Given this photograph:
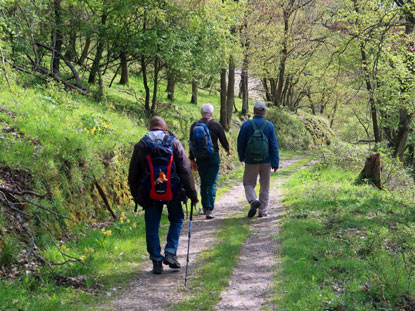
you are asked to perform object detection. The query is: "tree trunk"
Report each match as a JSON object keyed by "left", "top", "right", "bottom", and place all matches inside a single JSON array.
[
  {"left": 51, "top": 0, "right": 63, "bottom": 74},
  {"left": 360, "top": 45, "right": 381, "bottom": 143},
  {"left": 394, "top": 109, "right": 411, "bottom": 161},
  {"left": 357, "top": 153, "right": 384, "bottom": 190},
  {"left": 150, "top": 57, "right": 160, "bottom": 113},
  {"left": 275, "top": 10, "right": 289, "bottom": 107},
  {"left": 392, "top": 8, "right": 415, "bottom": 161},
  {"left": 166, "top": 70, "right": 175, "bottom": 101},
  {"left": 241, "top": 55, "right": 249, "bottom": 115},
  {"left": 119, "top": 51, "right": 129, "bottom": 85},
  {"left": 88, "top": 13, "right": 107, "bottom": 84},
  {"left": 262, "top": 78, "right": 272, "bottom": 102},
  {"left": 78, "top": 35, "right": 91, "bottom": 66},
  {"left": 190, "top": 79, "right": 198, "bottom": 105},
  {"left": 141, "top": 55, "right": 150, "bottom": 112},
  {"left": 220, "top": 68, "right": 228, "bottom": 130},
  {"left": 226, "top": 57, "right": 235, "bottom": 127}
]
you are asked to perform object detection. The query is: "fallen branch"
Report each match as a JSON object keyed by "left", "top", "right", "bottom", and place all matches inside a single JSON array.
[{"left": 94, "top": 179, "right": 117, "bottom": 220}]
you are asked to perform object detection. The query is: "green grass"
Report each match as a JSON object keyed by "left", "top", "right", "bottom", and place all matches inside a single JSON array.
[
  {"left": 0, "top": 208, "right": 170, "bottom": 311},
  {"left": 273, "top": 165, "right": 415, "bottom": 311},
  {"left": 170, "top": 212, "right": 251, "bottom": 311}
]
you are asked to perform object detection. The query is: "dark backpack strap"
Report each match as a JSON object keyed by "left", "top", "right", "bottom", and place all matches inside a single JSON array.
[
  {"left": 249, "top": 119, "right": 258, "bottom": 131},
  {"left": 259, "top": 120, "right": 268, "bottom": 131}
]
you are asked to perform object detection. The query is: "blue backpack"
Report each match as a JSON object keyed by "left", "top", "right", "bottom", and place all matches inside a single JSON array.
[
  {"left": 142, "top": 131, "right": 180, "bottom": 202},
  {"left": 190, "top": 121, "right": 214, "bottom": 160}
]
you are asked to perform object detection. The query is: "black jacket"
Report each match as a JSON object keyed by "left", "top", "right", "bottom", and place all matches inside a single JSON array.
[{"left": 128, "top": 129, "right": 197, "bottom": 207}]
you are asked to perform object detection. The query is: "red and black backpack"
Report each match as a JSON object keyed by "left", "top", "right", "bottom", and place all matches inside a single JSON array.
[{"left": 142, "top": 131, "right": 180, "bottom": 202}]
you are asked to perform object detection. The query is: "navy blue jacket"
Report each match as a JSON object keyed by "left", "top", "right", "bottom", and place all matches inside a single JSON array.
[{"left": 237, "top": 116, "right": 279, "bottom": 169}]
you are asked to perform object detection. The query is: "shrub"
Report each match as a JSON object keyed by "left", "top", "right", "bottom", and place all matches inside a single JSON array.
[{"left": 267, "top": 108, "right": 333, "bottom": 150}]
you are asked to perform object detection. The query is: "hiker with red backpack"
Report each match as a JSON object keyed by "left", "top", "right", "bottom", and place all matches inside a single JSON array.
[
  {"left": 237, "top": 101, "right": 279, "bottom": 218},
  {"left": 128, "top": 116, "right": 198, "bottom": 274},
  {"left": 189, "top": 103, "right": 230, "bottom": 219}
]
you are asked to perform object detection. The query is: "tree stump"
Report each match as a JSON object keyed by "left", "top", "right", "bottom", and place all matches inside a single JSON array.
[{"left": 357, "top": 153, "right": 384, "bottom": 190}]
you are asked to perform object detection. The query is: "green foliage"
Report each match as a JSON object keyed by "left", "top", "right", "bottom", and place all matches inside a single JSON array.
[
  {"left": 274, "top": 166, "right": 415, "bottom": 310},
  {"left": 267, "top": 108, "right": 333, "bottom": 150}
]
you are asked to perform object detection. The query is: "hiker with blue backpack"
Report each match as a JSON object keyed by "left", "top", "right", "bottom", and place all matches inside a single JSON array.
[
  {"left": 128, "top": 116, "right": 198, "bottom": 274},
  {"left": 189, "top": 103, "right": 230, "bottom": 219},
  {"left": 237, "top": 101, "right": 279, "bottom": 218}
]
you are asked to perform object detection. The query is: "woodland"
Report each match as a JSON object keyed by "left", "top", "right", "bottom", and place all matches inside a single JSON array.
[{"left": 1, "top": 0, "right": 415, "bottom": 310}]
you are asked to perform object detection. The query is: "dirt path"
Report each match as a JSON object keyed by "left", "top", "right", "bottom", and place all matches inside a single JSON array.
[
  {"left": 215, "top": 156, "right": 309, "bottom": 311},
  {"left": 100, "top": 156, "right": 305, "bottom": 311}
]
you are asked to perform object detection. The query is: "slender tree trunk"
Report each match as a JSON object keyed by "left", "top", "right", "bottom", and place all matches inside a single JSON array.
[
  {"left": 241, "top": 54, "right": 249, "bottom": 115},
  {"left": 141, "top": 55, "right": 150, "bottom": 112},
  {"left": 226, "top": 57, "right": 235, "bottom": 127},
  {"left": 190, "top": 79, "right": 198, "bottom": 105},
  {"left": 51, "top": 0, "right": 63, "bottom": 74},
  {"left": 78, "top": 35, "right": 91, "bottom": 66},
  {"left": 88, "top": 13, "right": 107, "bottom": 84},
  {"left": 275, "top": 11, "right": 289, "bottom": 107},
  {"left": 393, "top": 11, "right": 415, "bottom": 161},
  {"left": 360, "top": 45, "right": 381, "bottom": 143},
  {"left": 166, "top": 70, "right": 175, "bottom": 101},
  {"left": 151, "top": 57, "right": 160, "bottom": 113},
  {"left": 270, "top": 78, "right": 278, "bottom": 106},
  {"left": 220, "top": 68, "right": 228, "bottom": 130},
  {"left": 262, "top": 78, "right": 272, "bottom": 102},
  {"left": 119, "top": 51, "right": 129, "bottom": 85},
  {"left": 65, "top": 6, "right": 77, "bottom": 62}
]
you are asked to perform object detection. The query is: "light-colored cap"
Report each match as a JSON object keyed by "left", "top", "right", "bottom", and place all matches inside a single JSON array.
[{"left": 254, "top": 101, "right": 267, "bottom": 113}]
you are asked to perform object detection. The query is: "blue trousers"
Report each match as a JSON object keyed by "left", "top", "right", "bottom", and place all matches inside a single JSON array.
[
  {"left": 196, "top": 153, "right": 220, "bottom": 211},
  {"left": 144, "top": 200, "right": 184, "bottom": 262}
]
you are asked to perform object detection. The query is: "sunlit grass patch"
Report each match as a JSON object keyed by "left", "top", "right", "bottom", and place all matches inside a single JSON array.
[{"left": 273, "top": 166, "right": 415, "bottom": 311}]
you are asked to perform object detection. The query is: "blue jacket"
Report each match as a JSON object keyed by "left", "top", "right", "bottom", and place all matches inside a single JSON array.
[{"left": 237, "top": 116, "right": 279, "bottom": 169}]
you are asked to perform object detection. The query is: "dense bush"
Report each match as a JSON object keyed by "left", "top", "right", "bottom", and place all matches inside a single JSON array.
[{"left": 267, "top": 108, "right": 333, "bottom": 150}]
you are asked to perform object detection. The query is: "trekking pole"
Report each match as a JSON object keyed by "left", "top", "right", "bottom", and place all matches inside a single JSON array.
[{"left": 184, "top": 202, "right": 194, "bottom": 287}]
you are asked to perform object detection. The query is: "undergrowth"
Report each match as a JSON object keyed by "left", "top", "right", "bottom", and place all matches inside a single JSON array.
[{"left": 274, "top": 165, "right": 415, "bottom": 310}]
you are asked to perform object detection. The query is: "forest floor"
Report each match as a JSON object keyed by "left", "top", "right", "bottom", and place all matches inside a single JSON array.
[{"left": 98, "top": 155, "right": 313, "bottom": 311}]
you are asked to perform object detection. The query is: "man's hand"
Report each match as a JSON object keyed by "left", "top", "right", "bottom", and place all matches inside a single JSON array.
[
  {"left": 272, "top": 168, "right": 278, "bottom": 173},
  {"left": 191, "top": 160, "right": 198, "bottom": 171},
  {"left": 226, "top": 150, "right": 231, "bottom": 156}
]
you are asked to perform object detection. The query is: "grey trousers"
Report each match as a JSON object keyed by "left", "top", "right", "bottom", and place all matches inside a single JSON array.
[{"left": 243, "top": 163, "right": 271, "bottom": 213}]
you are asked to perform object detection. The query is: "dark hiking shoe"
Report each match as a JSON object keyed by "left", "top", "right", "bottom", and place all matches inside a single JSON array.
[
  {"left": 152, "top": 260, "right": 163, "bottom": 274},
  {"left": 163, "top": 252, "right": 181, "bottom": 269},
  {"left": 258, "top": 211, "right": 268, "bottom": 218},
  {"left": 205, "top": 210, "right": 214, "bottom": 219},
  {"left": 248, "top": 200, "right": 261, "bottom": 218}
]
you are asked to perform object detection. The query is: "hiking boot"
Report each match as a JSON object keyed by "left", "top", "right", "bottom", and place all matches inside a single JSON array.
[
  {"left": 258, "top": 211, "right": 268, "bottom": 218},
  {"left": 152, "top": 260, "right": 163, "bottom": 274},
  {"left": 248, "top": 200, "right": 261, "bottom": 218},
  {"left": 202, "top": 208, "right": 207, "bottom": 215},
  {"left": 205, "top": 209, "right": 214, "bottom": 219},
  {"left": 163, "top": 252, "right": 181, "bottom": 269}
]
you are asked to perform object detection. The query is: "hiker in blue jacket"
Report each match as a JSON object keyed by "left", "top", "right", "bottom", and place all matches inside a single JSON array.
[
  {"left": 189, "top": 103, "right": 230, "bottom": 219},
  {"left": 237, "top": 101, "right": 279, "bottom": 217}
]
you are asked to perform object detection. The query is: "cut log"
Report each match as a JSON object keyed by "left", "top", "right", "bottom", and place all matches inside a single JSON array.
[{"left": 357, "top": 153, "right": 384, "bottom": 190}]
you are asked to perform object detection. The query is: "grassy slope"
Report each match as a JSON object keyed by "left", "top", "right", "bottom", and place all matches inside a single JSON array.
[{"left": 273, "top": 165, "right": 415, "bottom": 311}]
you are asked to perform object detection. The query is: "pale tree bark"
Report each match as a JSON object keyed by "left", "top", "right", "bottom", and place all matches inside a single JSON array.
[
  {"left": 226, "top": 57, "right": 235, "bottom": 128},
  {"left": 220, "top": 69, "right": 228, "bottom": 130}
]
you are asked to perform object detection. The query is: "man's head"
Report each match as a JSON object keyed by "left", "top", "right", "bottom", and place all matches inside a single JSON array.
[
  {"left": 200, "top": 103, "right": 214, "bottom": 118},
  {"left": 149, "top": 116, "right": 167, "bottom": 130},
  {"left": 253, "top": 101, "right": 267, "bottom": 116}
]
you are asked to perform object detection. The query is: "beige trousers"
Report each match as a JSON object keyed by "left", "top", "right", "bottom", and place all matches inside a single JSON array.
[{"left": 242, "top": 163, "right": 271, "bottom": 213}]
